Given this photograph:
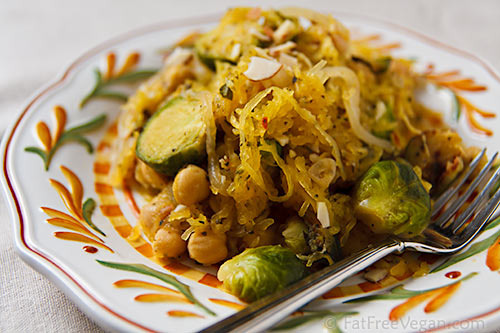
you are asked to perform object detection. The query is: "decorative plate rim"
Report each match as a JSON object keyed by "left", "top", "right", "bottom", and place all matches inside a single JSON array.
[{"left": 2, "top": 9, "right": 500, "bottom": 332}]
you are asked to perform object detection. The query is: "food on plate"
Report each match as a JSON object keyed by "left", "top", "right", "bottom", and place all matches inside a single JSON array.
[
  {"left": 353, "top": 160, "right": 431, "bottom": 237},
  {"left": 217, "top": 245, "right": 307, "bottom": 302},
  {"left": 108, "top": 7, "right": 481, "bottom": 301}
]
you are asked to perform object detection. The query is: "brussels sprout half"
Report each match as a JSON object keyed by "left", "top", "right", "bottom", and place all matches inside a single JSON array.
[
  {"left": 282, "top": 217, "right": 309, "bottom": 254},
  {"left": 217, "top": 245, "right": 307, "bottom": 302},
  {"left": 354, "top": 160, "right": 431, "bottom": 238}
]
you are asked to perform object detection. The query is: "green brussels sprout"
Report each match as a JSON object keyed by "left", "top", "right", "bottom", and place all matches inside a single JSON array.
[
  {"left": 217, "top": 245, "right": 307, "bottom": 302},
  {"left": 282, "top": 217, "right": 309, "bottom": 254},
  {"left": 353, "top": 160, "right": 431, "bottom": 238}
]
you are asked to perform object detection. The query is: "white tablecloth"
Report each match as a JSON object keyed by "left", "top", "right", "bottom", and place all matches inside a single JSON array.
[{"left": 1, "top": 0, "right": 499, "bottom": 331}]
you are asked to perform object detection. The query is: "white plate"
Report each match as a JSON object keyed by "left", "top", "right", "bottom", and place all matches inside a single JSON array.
[{"left": 2, "top": 11, "right": 500, "bottom": 333}]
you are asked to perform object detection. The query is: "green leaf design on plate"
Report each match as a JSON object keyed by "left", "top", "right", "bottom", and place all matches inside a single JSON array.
[
  {"left": 80, "top": 68, "right": 157, "bottom": 108},
  {"left": 24, "top": 147, "right": 48, "bottom": 166},
  {"left": 431, "top": 228, "right": 500, "bottom": 273},
  {"left": 96, "top": 260, "right": 216, "bottom": 316},
  {"left": 345, "top": 272, "right": 477, "bottom": 303},
  {"left": 82, "top": 198, "right": 106, "bottom": 236},
  {"left": 25, "top": 113, "right": 107, "bottom": 170},
  {"left": 485, "top": 216, "right": 500, "bottom": 231},
  {"left": 271, "top": 311, "right": 358, "bottom": 332}
]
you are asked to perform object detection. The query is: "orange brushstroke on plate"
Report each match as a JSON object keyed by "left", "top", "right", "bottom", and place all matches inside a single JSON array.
[
  {"left": 54, "top": 232, "right": 113, "bottom": 252},
  {"left": 135, "top": 293, "right": 191, "bottom": 304},
  {"left": 36, "top": 121, "right": 52, "bottom": 151},
  {"left": 463, "top": 104, "right": 494, "bottom": 136},
  {"left": 358, "top": 281, "right": 383, "bottom": 293},
  {"left": 97, "top": 142, "right": 111, "bottom": 152},
  {"left": 115, "top": 225, "right": 132, "bottom": 238},
  {"left": 390, "top": 281, "right": 463, "bottom": 321},
  {"left": 52, "top": 105, "right": 66, "bottom": 144},
  {"left": 105, "top": 52, "right": 116, "bottom": 79},
  {"left": 198, "top": 273, "right": 222, "bottom": 288},
  {"left": 323, "top": 271, "right": 410, "bottom": 299},
  {"left": 425, "top": 67, "right": 494, "bottom": 135},
  {"left": 389, "top": 289, "right": 441, "bottom": 321},
  {"left": 117, "top": 52, "right": 140, "bottom": 76},
  {"left": 134, "top": 243, "right": 154, "bottom": 257},
  {"left": 164, "top": 262, "right": 191, "bottom": 275},
  {"left": 46, "top": 217, "right": 102, "bottom": 241},
  {"left": 108, "top": 122, "right": 118, "bottom": 135},
  {"left": 95, "top": 182, "right": 114, "bottom": 195},
  {"left": 426, "top": 70, "right": 460, "bottom": 80},
  {"left": 93, "top": 162, "right": 111, "bottom": 174},
  {"left": 41, "top": 206, "right": 81, "bottom": 225},
  {"left": 100, "top": 204, "right": 123, "bottom": 217},
  {"left": 374, "top": 42, "right": 401, "bottom": 51},
  {"left": 486, "top": 235, "right": 500, "bottom": 271},
  {"left": 122, "top": 181, "right": 141, "bottom": 218},
  {"left": 114, "top": 279, "right": 180, "bottom": 294},
  {"left": 49, "top": 179, "right": 82, "bottom": 220},
  {"left": 60, "top": 165, "right": 83, "bottom": 213},
  {"left": 352, "top": 34, "right": 381, "bottom": 43},
  {"left": 424, "top": 282, "right": 461, "bottom": 313},
  {"left": 167, "top": 310, "right": 204, "bottom": 318},
  {"left": 209, "top": 298, "right": 245, "bottom": 310}
]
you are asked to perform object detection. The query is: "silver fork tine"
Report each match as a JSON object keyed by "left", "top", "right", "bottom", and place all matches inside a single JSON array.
[
  {"left": 431, "top": 148, "right": 486, "bottom": 217},
  {"left": 435, "top": 151, "right": 499, "bottom": 228},
  {"left": 450, "top": 162, "right": 500, "bottom": 234},
  {"left": 459, "top": 179, "right": 500, "bottom": 241}
]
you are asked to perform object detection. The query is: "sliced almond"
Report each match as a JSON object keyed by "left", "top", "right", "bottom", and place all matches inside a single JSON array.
[
  {"left": 250, "top": 27, "right": 271, "bottom": 42},
  {"left": 364, "top": 268, "right": 389, "bottom": 283},
  {"left": 316, "top": 201, "right": 330, "bottom": 228},
  {"left": 269, "top": 65, "right": 294, "bottom": 87},
  {"left": 273, "top": 20, "right": 296, "bottom": 44},
  {"left": 279, "top": 53, "right": 299, "bottom": 68},
  {"left": 269, "top": 41, "right": 297, "bottom": 56},
  {"left": 165, "top": 47, "right": 192, "bottom": 67},
  {"left": 243, "top": 56, "right": 283, "bottom": 81},
  {"left": 229, "top": 43, "right": 241, "bottom": 61}
]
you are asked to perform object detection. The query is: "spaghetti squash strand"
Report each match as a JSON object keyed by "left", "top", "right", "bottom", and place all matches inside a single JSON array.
[
  {"left": 322, "top": 66, "right": 393, "bottom": 150},
  {"left": 202, "top": 92, "right": 228, "bottom": 195}
]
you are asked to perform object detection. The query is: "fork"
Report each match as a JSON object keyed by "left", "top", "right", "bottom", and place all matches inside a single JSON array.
[{"left": 201, "top": 148, "right": 500, "bottom": 333}]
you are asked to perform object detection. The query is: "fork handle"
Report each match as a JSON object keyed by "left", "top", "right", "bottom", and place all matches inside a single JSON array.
[{"left": 201, "top": 238, "right": 404, "bottom": 333}]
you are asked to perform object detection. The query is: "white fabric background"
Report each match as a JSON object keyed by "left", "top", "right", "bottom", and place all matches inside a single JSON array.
[{"left": 1, "top": 0, "right": 499, "bottom": 332}]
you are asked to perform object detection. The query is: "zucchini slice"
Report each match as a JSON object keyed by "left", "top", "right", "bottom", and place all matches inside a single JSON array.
[{"left": 136, "top": 97, "right": 206, "bottom": 176}]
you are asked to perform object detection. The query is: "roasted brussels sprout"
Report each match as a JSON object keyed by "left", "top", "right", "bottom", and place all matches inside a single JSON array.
[
  {"left": 217, "top": 245, "right": 307, "bottom": 302},
  {"left": 404, "top": 129, "right": 470, "bottom": 194},
  {"left": 282, "top": 217, "right": 308, "bottom": 254},
  {"left": 353, "top": 160, "right": 431, "bottom": 238}
]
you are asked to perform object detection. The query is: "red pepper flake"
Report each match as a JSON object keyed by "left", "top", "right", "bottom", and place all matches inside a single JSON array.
[{"left": 262, "top": 117, "right": 268, "bottom": 130}]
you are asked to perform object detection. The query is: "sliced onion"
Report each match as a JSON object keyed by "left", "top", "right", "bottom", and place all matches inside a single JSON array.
[
  {"left": 201, "top": 92, "right": 227, "bottom": 194},
  {"left": 322, "top": 66, "right": 393, "bottom": 150}
]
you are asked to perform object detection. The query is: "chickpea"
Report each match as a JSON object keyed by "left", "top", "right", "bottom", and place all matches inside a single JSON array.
[
  {"left": 188, "top": 229, "right": 227, "bottom": 265},
  {"left": 173, "top": 165, "right": 210, "bottom": 205},
  {"left": 153, "top": 226, "right": 187, "bottom": 259}
]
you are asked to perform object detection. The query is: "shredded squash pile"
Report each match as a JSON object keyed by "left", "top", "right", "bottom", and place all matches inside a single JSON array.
[{"left": 108, "top": 7, "right": 478, "bottom": 273}]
